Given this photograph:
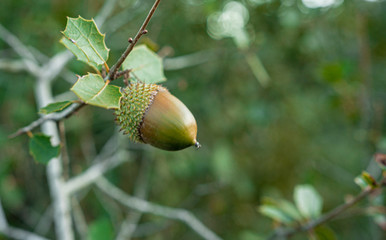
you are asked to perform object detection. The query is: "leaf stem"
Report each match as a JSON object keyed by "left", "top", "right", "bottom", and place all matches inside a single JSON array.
[{"left": 108, "top": 0, "right": 161, "bottom": 81}]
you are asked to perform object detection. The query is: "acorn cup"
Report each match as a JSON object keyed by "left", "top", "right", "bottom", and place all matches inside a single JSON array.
[{"left": 115, "top": 82, "right": 200, "bottom": 151}]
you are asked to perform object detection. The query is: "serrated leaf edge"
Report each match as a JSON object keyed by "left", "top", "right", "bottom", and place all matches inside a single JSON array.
[{"left": 61, "top": 16, "right": 110, "bottom": 66}]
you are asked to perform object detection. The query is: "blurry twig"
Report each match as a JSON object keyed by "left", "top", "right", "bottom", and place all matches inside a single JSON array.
[
  {"left": 0, "top": 24, "right": 40, "bottom": 75},
  {"left": 0, "top": 198, "right": 49, "bottom": 240},
  {"left": 163, "top": 50, "right": 216, "bottom": 71},
  {"left": 244, "top": 52, "right": 270, "bottom": 87},
  {"left": 8, "top": 102, "right": 85, "bottom": 139},
  {"left": 0, "top": 58, "right": 27, "bottom": 72},
  {"left": 116, "top": 157, "right": 151, "bottom": 240},
  {"left": 96, "top": 177, "right": 223, "bottom": 240},
  {"left": 65, "top": 152, "right": 128, "bottom": 195},
  {"left": 71, "top": 198, "right": 88, "bottom": 240},
  {"left": 94, "top": 0, "right": 119, "bottom": 26},
  {"left": 267, "top": 176, "right": 386, "bottom": 240},
  {"left": 108, "top": 0, "right": 162, "bottom": 80}
]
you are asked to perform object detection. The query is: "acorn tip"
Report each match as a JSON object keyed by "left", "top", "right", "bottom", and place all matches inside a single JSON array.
[{"left": 194, "top": 141, "right": 201, "bottom": 150}]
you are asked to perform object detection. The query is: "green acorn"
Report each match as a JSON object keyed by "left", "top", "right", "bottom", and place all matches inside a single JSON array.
[{"left": 115, "top": 82, "right": 200, "bottom": 151}]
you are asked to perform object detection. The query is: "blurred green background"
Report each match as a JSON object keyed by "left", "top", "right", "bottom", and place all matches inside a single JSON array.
[{"left": 0, "top": 0, "right": 385, "bottom": 239}]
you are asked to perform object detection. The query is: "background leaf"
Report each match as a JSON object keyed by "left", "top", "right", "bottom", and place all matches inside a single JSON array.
[
  {"left": 29, "top": 133, "right": 60, "bottom": 164},
  {"left": 71, "top": 73, "right": 121, "bottom": 109},
  {"left": 87, "top": 217, "right": 113, "bottom": 240},
  {"left": 61, "top": 16, "right": 109, "bottom": 69},
  {"left": 39, "top": 101, "right": 74, "bottom": 114},
  {"left": 294, "top": 185, "right": 323, "bottom": 219},
  {"left": 122, "top": 45, "right": 166, "bottom": 84},
  {"left": 258, "top": 205, "right": 294, "bottom": 224},
  {"left": 259, "top": 197, "right": 303, "bottom": 225}
]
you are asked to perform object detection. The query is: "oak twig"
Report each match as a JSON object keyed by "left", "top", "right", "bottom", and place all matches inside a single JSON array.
[
  {"left": 8, "top": 102, "right": 85, "bottom": 139},
  {"left": 268, "top": 176, "right": 386, "bottom": 240},
  {"left": 108, "top": 0, "right": 161, "bottom": 81}
]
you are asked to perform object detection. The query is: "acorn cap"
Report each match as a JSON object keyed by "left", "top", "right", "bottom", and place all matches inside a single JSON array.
[{"left": 115, "top": 82, "right": 199, "bottom": 151}]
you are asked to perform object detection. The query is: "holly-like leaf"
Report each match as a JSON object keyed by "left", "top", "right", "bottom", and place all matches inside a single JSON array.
[
  {"left": 39, "top": 101, "right": 74, "bottom": 114},
  {"left": 29, "top": 133, "right": 60, "bottom": 164},
  {"left": 122, "top": 45, "right": 166, "bottom": 84},
  {"left": 294, "top": 184, "right": 323, "bottom": 219},
  {"left": 61, "top": 16, "right": 109, "bottom": 70},
  {"left": 71, "top": 73, "right": 121, "bottom": 109},
  {"left": 60, "top": 37, "right": 99, "bottom": 70}
]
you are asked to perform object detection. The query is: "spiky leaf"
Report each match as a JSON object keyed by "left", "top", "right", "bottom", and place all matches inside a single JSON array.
[
  {"left": 122, "top": 45, "right": 166, "bottom": 84},
  {"left": 39, "top": 101, "right": 74, "bottom": 114},
  {"left": 71, "top": 73, "right": 121, "bottom": 109},
  {"left": 61, "top": 16, "right": 109, "bottom": 70},
  {"left": 29, "top": 133, "right": 60, "bottom": 164}
]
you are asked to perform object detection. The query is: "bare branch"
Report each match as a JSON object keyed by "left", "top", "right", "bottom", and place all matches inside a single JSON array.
[
  {"left": 94, "top": 0, "right": 119, "bottom": 27},
  {"left": 108, "top": 0, "right": 162, "bottom": 81},
  {"left": 0, "top": 24, "right": 40, "bottom": 76},
  {"left": 163, "top": 50, "right": 216, "bottom": 71},
  {"left": 116, "top": 157, "right": 151, "bottom": 240},
  {"left": 0, "top": 58, "right": 27, "bottom": 72},
  {"left": 96, "top": 177, "right": 222, "bottom": 240},
  {"left": 71, "top": 198, "right": 88, "bottom": 240},
  {"left": 35, "top": 64, "right": 74, "bottom": 240},
  {"left": 0, "top": 199, "right": 50, "bottom": 240},
  {"left": 65, "top": 153, "right": 129, "bottom": 195},
  {"left": 9, "top": 102, "right": 85, "bottom": 138}
]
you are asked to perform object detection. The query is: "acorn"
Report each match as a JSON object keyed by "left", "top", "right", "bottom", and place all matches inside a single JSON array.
[{"left": 115, "top": 82, "right": 200, "bottom": 151}]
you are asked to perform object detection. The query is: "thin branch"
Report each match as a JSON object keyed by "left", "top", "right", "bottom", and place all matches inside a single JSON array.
[
  {"left": 9, "top": 102, "right": 85, "bottom": 138},
  {"left": 108, "top": 0, "right": 161, "bottom": 81},
  {"left": 96, "top": 177, "right": 222, "bottom": 240},
  {"left": 94, "top": 0, "right": 119, "bottom": 27},
  {"left": 71, "top": 198, "right": 88, "bottom": 240},
  {"left": 65, "top": 151, "right": 128, "bottom": 195},
  {"left": 0, "top": 24, "right": 40, "bottom": 76},
  {"left": 116, "top": 157, "right": 151, "bottom": 240},
  {"left": 268, "top": 177, "right": 386, "bottom": 240},
  {"left": 0, "top": 199, "right": 50, "bottom": 240}
]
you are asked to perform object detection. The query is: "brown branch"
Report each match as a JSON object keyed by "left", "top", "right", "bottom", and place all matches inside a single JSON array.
[
  {"left": 268, "top": 177, "right": 386, "bottom": 240},
  {"left": 108, "top": 0, "right": 161, "bottom": 81},
  {"left": 9, "top": 102, "right": 85, "bottom": 138}
]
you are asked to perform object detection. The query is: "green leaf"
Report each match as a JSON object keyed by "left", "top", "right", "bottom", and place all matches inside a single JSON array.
[
  {"left": 122, "top": 45, "right": 166, "bottom": 84},
  {"left": 294, "top": 184, "right": 323, "bottom": 219},
  {"left": 313, "top": 225, "right": 337, "bottom": 240},
  {"left": 259, "top": 197, "right": 302, "bottom": 225},
  {"left": 29, "top": 133, "right": 60, "bottom": 164},
  {"left": 71, "top": 73, "right": 121, "bottom": 109},
  {"left": 61, "top": 16, "right": 109, "bottom": 70},
  {"left": 60, "top": 37, "right": 99, "bottom": 70},
  {"left": 258, "top": 205, "right": 294, "bottom": 224},
  {"left": 87, "top": 218, "right": 113, "bottom": 240},
  {"left": 39, "top": 101, "right": 74, "bottom": 114}
]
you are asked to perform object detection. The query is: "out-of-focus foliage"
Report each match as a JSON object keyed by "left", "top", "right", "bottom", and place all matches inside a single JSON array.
[{"left": 0, "top": 0, "right": 385, "bottom": 239}]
